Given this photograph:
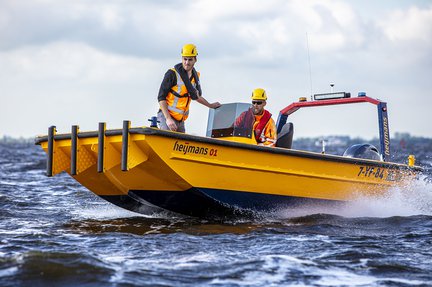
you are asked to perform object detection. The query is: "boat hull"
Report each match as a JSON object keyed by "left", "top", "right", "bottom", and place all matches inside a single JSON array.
[
  {"left": 125, "top": 187, "right": 342, "bottom": 218},
  {"left": 36, "top": 127, "right": 420, "bottom": 218}
]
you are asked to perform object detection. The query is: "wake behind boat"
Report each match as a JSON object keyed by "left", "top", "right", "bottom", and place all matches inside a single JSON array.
[{"left": 35, "top": 93, "right": 422, "bottom": 218}]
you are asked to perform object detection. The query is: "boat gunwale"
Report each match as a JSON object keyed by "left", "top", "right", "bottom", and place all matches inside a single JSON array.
[{"left": 34, "top": 127, "right": 422, "bottom": 171}]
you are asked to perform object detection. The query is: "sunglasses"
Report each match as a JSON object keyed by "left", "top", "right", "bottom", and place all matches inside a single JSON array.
[{"left": 252, "top": 101, "right": 264, "bottom": 105}]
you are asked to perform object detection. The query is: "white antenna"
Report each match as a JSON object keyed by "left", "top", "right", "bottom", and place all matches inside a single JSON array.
[
  {"left": 330, "top": 83, "right": 334, "bottom": 92},
  {"left": 306, "top": 33, "right": 313, "bottom": 100}
]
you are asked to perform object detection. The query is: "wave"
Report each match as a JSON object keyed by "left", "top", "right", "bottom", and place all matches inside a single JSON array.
[{"left": 275, "top": 176, "right": 432, "bottom": 219}]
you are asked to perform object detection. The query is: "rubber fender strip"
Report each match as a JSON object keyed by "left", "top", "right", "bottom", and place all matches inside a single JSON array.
[
  {"left": 71, "top": 125, "right": 79, "bottom": 175},
  {"left": 97, "top": 122, "right": 106, "bottom": 173},
  {"left": 121, "top": 120, "right": 130, "bottom": 171},
  {"left": 47, "top": 126, "right": 56, "bottom": 177}
]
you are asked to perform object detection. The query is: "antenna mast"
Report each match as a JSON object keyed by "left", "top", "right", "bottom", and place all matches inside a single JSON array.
[{"left": 306, "top": 33, "right": 313, "bottom": 100}]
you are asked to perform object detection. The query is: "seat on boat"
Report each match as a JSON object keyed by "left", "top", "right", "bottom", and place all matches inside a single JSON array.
[{"left": 276, "top": 122, "right": 294, "bottom": 149}]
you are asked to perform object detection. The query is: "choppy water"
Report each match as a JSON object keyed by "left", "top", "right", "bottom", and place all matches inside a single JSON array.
[{"left": 1, "top": 142, "right": 432, "bottom": 287}]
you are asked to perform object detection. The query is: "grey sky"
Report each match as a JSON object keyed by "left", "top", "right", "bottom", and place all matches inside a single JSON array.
[{"left": 1, "top": 0, "right": 431, "bottom": 139}]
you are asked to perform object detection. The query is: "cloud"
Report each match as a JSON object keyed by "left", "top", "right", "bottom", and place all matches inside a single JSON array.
[
  {"left": 0, "top": 0, "right": 431, "bottom": 139},
  {"left": 0, "top": 1, "right": 368, "bottom": 61},
  {"left": 0, "top": 42, "right": 163, "bottom": 137},
  {"left": 378, "top": 5, "right": 432, "bottom": 42},
  {"left": 2, "top": 0, "right": 429, "bottom": 65},
  {"left": 377, "top": 5, "right": 432, "bottom": 67}
]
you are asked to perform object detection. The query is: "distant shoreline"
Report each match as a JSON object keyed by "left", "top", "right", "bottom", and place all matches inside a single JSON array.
[
  {"left": 1, "top": 133, "right": 431, "bottom": 144},
  {"left": 0, "top": 136, "right": 34, "bottom": 144}
]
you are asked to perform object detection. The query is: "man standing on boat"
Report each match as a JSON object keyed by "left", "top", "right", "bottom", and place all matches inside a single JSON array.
[
  {"left": 157, "top": 44, "right": 221, "bottom": 132},
  {"left": 234, "top": 88, "right": 277, "bottom": 147}
]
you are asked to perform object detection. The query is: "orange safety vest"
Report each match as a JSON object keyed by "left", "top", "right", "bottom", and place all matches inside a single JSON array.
[
  {"left": 253, "top": 111, "right": 277, "bottom": 147},
  {"left": 166, "top": 68, "right": 200, "bottom": 121},
  {"left": 234, "top": 109, "right": 277, "bottom": 147}
]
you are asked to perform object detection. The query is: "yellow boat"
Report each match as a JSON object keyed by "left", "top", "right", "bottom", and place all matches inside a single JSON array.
[{"left": 35, "top": 93, "right": 422, "bottom": 218}]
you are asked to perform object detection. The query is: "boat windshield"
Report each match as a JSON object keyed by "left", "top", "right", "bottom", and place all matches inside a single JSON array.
[{"left": 206, "top": 103, "right": 254, "bottom": 139}]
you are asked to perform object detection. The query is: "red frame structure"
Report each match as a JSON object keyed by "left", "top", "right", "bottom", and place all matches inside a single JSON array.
[{"left": 276, "top": 96, "right": 391, "bottom": 161}]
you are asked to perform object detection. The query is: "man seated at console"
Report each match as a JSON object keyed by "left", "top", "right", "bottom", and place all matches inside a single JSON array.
[{"left": 234, "top": 88, "right": 277, "bottom": 147}]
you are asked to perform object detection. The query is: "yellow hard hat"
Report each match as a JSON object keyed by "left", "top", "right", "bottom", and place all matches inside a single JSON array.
[
  {"left": 251, "top": 88, "right": 267, "bottom": 101},
  {"left": 181, "top": 44, "right": 198, "bottom": 57}
]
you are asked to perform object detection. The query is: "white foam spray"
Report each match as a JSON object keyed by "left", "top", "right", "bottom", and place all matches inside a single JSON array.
[
  {"left": 277, "top": 176, "right": 432, "bottom": 219},
  {"left": 339, "top": 176, "right": 432, "bottom": 218},
  {"left": 71, "top": 202, "right": 178, "bottom": 220}
]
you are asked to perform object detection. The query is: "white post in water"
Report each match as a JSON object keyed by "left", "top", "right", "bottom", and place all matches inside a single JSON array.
[{"left": 321, "top": 138, "right": 326, "bottom": 154}]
